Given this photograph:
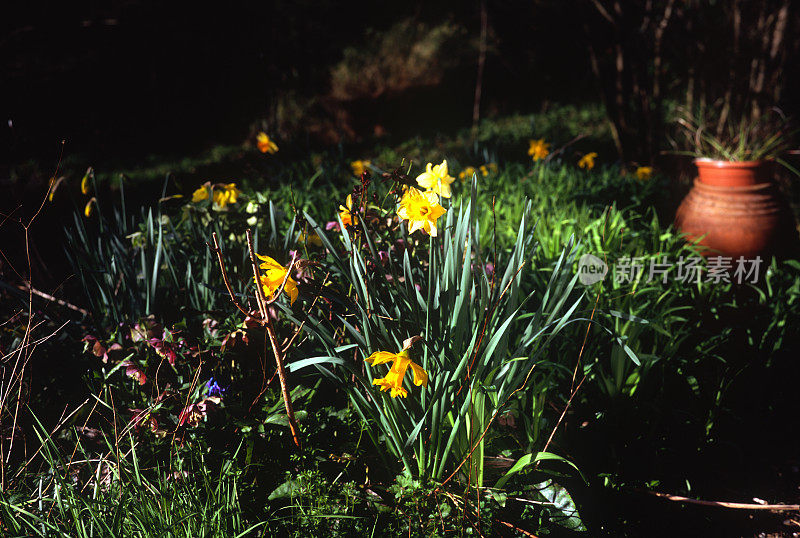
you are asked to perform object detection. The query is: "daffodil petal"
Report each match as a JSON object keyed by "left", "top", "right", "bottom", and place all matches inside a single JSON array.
[
  {"left": 416, "top": 172, "right": 435, "bottom": 190},
  {"left": 285, "top": 280, "right": 299, "bottom": 305},
  {"left": 365, "top": 351, "right": 397, "bottom": 365},
  {"left": 409, "top": 362, "right": 428, "bottom": 387}
]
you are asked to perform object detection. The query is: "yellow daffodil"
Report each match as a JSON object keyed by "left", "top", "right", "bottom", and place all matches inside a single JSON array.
[
  {"left": 397, "top": 187, "right": 447, "bottom": 237},
  {"left": 212, "top": 183, "right": 241, "bottom": 209},
  {"left": 351, "top": 160, "right": 371, "bottom": 177},
  {"left": 578, "top": 152, "right": 597, "bottom": 170},
  {"left": 298, "top": 230, "right": 323, "bottom": 247},
  {"left": 636, "top": 166, "right": 653, "bottom": 181},
  {"left": 459, "top": 166, "right": 477, "bottom": 180},
  {"left": 84, "top": 197, "right": 96, "bottom": 218},
  {"left": 48, "top": 177, "right": 60, "bottom": 202},
  {"left": 487, "top": 162, "right": 498, "bottom": 173},
  {"left": 257, "top": 132, "right": 278, "bottom": 154},
  {"left": 339, "top": 194, "right": 357, "bottom": 227},
  {"left": 80, "top": 173, "right": 91, "bottom": 195},
  {"left": 365, "top": 349, "right": 428, "bottom": 398},
  {"left": 528, "top": 139, "right": 550, "bottom": 161},
  {"left": 256, "top": 254, "right": 298, "bottom": 305},
  {"left": 479, "top": 165, "right": 489, "bottom": 176},
  {"left": 416, "top": 160, "right": 455, "bottom": 198},
  {"left": 192, "top": 184, "right": 210, "bottom": 202}
]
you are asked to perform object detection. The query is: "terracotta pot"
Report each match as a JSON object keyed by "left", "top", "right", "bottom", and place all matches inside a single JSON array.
[
  {"left": 692, "top": 159, "right": 773, "bottom": 187},
  {"left": 674, "top": 159, "right": 793, "bottom": 259}
]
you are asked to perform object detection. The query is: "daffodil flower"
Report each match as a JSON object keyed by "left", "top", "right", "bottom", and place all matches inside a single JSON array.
[
  {"left": 84, "top": 197, "right": 96, "bottom": 218},
  {"left": 636, "top": 166, "right": 653, "bottom": 180},
  {"left": 257, "top": 132, "right": 279, "bottom": 154},
  {"left": 416, "top": 160, "right": 455, "bottom": 198},
  {"left": 351, "top": 160, "right": 371, "bottom": 177},
  {"left": 48, "top": 176, "right": 63, "bottom": 202},
  {"left": 256, "top": 254, "right": 299, "bottom": 305},
  {"left": 339, "top": 194, "right": 357, "bottom": 227},
  {"left": 528, "top": 139, "right": 550, "bottom": 161},
  {"left": 212, "top": 183, "right": 241, "bottom": 209},
  {"left": 80, "top": 171, "right": 91, "bottom": 195},
  {"left": 578, "top": 152, "right": 597, "bottom": 170},
  {"left": 397, "top": 187, "right": 447, "bottom": 237},
  {"left": 459, "top": 166, "right": 477, "bottom": 180},
  {"left": 192, "top": 184, "right": 211, "bottom": 202},
  {"left": 365, "top": 349, "right": 428, "bottom": 398}
]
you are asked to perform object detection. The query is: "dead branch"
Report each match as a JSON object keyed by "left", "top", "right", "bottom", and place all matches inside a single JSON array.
[
  {"left": 16, "top": 284, "right": 89, "bottom": 316},
  {"left": 640, "top": 489, "right": 800, "bottom": 511},
  {"left": 245, "top": 230, "right": 302, "bottom": 449}
]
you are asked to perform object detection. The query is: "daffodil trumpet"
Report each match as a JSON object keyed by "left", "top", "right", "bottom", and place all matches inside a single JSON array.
[{"left": 397, "top": 187, "right": 447, "bottom": 237}]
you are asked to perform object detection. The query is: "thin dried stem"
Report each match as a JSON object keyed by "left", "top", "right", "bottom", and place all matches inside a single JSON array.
[
  {"left": 641, "top": 489, "right": 800, "bottom": 511},
  {"left": 209, "top": 233, "right": 252, "bottom": 319},
  {"left": 245, "top": 230, "right": 302, "bottom": 449}
]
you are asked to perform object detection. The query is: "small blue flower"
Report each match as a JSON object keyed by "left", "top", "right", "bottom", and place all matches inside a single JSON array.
[{"left": 204, "top": 377, "right": 226, "bottom": 398}]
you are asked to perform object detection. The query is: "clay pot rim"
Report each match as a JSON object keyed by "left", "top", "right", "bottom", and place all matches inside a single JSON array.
[
  {"left": 691, "top": 177, "right": 775, "bottom": 192},
  {"left": 694, "top": 158, "right": 772, "bottom": 170}
]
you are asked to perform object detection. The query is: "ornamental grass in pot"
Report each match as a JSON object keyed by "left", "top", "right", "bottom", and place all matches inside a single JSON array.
[{"left": 673, "top": 111, "right": 797, "bottom": 259}]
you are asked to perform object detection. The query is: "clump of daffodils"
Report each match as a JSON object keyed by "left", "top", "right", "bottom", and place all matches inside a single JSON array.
[
  {"left": 459, "top": 163, "right": 497, "bottom": 180},
  {"left": 192, "top": 182, "right": 242, "bottom": 210},
  {"left": 331, "top": 160, "right": 453, "bottom": 238},
  {"left": 392, "top": 159, "right": 453, "bottom": 236}
]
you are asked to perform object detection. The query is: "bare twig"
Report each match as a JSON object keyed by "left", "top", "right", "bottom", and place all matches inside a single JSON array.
[
  {"left": 209, "top": 233, "right": 252, "bottom": 319},
  {"left": 245, "top": 229, "right": 302, "bottom": 449},
  {"left": 640, "top": 489, "right": 800, "bottom": 511},
  {"left": 211, "top": 230, "right": 301, "bottom": 448},
  {"left": 16, "top": 284, "right": 89, "bottom": 316},
  {"left": 497, "top": 520, "right": 540, "bottom": 538}
]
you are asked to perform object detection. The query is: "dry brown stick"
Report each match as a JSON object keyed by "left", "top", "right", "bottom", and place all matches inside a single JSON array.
[
  {"left": 246, "top": 232, "right": 270, "bottom": 322},
  {"left": 497, "top": 520, "right": 539, "bottom": 538},
  {"left": 16, "top": 284, "right": 90, "bottom": 316},
  {"left": 245, "top": 230, "right": 302, "bottom": 449},
  {"left": 640, "top": 489, "right": 800, "bottom": 511},
  {"left": 209, "top": 233, "right": 253, "bottom": 319}
]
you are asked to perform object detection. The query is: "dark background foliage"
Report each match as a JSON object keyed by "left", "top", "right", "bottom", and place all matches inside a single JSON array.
[
  {"left": 2, "top": 0, "right": 593, "bottom": 164},
  {"left": 4, "top": 1, "right": 799, "bottom": 167}
]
